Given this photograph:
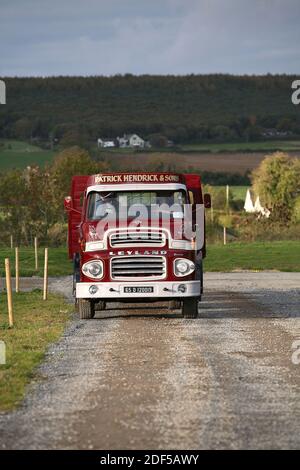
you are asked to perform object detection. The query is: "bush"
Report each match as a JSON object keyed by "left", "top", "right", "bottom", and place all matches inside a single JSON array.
[
  {"left": 218, "top": 214, "right": 233, "bottom": 228},
  {"left": 230, "top": 198, "right": 244, "bottom": 211},
  {"left": 252, "top": 152, "right": 300, "bottom": 222},
  {"left": 238, "top": 217, "right": 300, "bottom": 242},
  {"left": 47, "top": 223, "right": 68, "bottom": 247}
]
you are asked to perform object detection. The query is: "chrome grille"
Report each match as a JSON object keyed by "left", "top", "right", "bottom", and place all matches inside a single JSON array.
[
  {"left": 110, "top": 230, "right": 165, "bottom": 247},
  {"left": 111, "top": 256, "right": 166, "bottom": 280}
]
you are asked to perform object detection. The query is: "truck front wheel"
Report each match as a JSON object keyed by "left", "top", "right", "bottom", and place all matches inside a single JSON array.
[
  {"left": 182, "top": 298, "right": 198, "bottom": 319},
  {"left": 78, "top": 299, "right": 95, "bottom": 319}
]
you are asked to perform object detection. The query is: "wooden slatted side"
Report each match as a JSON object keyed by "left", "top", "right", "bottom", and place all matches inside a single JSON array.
[
  {"left": 68, "top": 175, "right": 89, "bottom": 259},
  {"left": 184, "top": 174, "right": 203, "bottom": 204}
]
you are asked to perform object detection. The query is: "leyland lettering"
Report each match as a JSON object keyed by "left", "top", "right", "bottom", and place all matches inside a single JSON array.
[{"left": 64, "top": 172, "right": 211, "bottom": 319}]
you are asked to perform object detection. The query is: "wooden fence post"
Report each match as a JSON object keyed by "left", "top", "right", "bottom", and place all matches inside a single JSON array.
[
  {"left": 15, "top": 247, "right": 19, "bottom": 293},
  {"left": 34, "top": 237, "right": 38, "bottom": 271},
  {"left": 10, "top": 235, "right": 13, "bottom": 250},
  {"left": 226, "top": 185, "right": 230, "bottom": 212},
  {"left": 223, "top": 227, "right": 227, "bottom": 246},
  {"left": 5, "top": 258, "right": 14, "bottom": 327},
  {"left": 43, "top": 248, "right": 48, "bottom": 301}
]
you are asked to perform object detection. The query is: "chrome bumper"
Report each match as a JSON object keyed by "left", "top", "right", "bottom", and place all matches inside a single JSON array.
[{"left": 76, "top": 280, "right": 200, "bottom": 299}]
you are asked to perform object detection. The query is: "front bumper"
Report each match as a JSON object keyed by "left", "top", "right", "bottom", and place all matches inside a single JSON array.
[{"left": 76, "top": 280, "right": 200, "bottom": 299}]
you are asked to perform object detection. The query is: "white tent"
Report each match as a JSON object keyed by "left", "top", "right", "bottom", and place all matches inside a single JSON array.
[
  {"left": 244, "top": 189, "right": 255, "bottom": 213},
  {"left": 244, "top": 191, "right": 271, "bottom": 218},
  {"left": 254, "top": 196, "right": 263, "bottom": 212},
  {"left": 254, "top": 196, "right": 271, "bottom": 218}
]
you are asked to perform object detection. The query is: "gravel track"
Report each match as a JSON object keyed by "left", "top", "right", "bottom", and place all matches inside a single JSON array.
[{"left": 0, "top": 273, "right": 299, "bottom": 449}]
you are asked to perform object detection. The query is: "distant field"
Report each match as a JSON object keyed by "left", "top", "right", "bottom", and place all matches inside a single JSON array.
[
  {"left": 180, "top": 140, "right": 300, "bottom": 152},
  {"left": 213, "top": 186, "right": 248, "bottom": 201},
  {"left": 1, "top": 139, "right": 300, "bottom": 174},
  {"left": 107, "top": 150, "right": 300, "bottom": 174},
  {"left": 0, "top": 140, "right": 55, "bottom": 170},
  {"left": 99, "top": 140, "right": 300, "bottom": 175}
]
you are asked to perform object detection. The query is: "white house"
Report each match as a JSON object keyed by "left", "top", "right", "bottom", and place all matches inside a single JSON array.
[
  {"left": 97, "top": 138, "right": 116, "bottom": 148},
  {"left": 128, "top": 134, "right": 145, "bottom": 148},
  {"left": 117, "top": 134, "right": 145, "bottom": 148},
  {"left": 117, "top": 135, "right": 128, "bottom": 148}
]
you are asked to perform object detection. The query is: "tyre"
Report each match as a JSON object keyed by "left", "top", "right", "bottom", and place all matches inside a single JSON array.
[
  {"left": 195, "top": 258, "right": 203, "bottom": 296},
  {"left": 98, "top": 300, "right": 106, "bottom": 311},
  {"left": 73, "top": 253, "right": 81, "bottom": 314},
  {"left": 182, "top": 297, "right": 198, "bottom": 319},
  {"left": 78, "top": 299, "right": 95, "bottom": 319},
  {"left": 168, "top": 300, "right": 181, "bottom": 310}
]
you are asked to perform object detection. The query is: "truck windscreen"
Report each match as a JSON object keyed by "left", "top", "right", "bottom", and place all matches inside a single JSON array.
[{"left": 87, "top": 190, "right": 187, "bottom": 220}]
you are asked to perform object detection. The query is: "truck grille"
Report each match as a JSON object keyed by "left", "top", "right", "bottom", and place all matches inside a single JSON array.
[
  {"left": 111, "top": 256, "right": 166, "bottom": 280},
  {"left": 110, "top": 230, "right": 165, "bottom": 247}
]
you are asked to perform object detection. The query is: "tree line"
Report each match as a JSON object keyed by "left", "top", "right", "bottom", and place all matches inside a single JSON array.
[{"left": 0, "top": 74, "right": 299, "bottom": 145}]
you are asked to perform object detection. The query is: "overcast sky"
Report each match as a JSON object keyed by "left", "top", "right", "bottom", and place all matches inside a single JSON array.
[{"left": 0, "top": 0, "right": 299, "bottom": 76}]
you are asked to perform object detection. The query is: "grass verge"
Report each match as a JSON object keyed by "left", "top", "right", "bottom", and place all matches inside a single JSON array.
[
  {"left": 205, "top": 241, "right": 300, "bottom": 272},
  {"left": 0, "top": 291, "right": 72, "bottom": 411}
]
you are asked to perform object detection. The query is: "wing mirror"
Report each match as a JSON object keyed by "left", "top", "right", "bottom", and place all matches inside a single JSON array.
[
  {"left": 64, "top": 196, "right": 73, "bottom": 211},
  {"left": 64, "top": 196, "right": 83, "bottom": 215},
  {"left": 204, "top": 193, "right": 211, "bottom": 209}
]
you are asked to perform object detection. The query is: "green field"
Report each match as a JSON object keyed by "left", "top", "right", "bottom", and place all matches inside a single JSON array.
[
  {"left": 180, "top": 140, "right": 300, "bottom": 153},
  {"left": 205, "top": 241, "right": 300, "bottom": 272},
  {"left": 212, "top": 185, "right": 248, "bottom": 201},
  {"left": 0, "top": 291, "right": 72, "bottom": 410},
  {"left": 0, "top": 140, "right": 55, "bottom": 170},
  {"left": 1, "top": 241, "right": 299, "bottom": 276}
]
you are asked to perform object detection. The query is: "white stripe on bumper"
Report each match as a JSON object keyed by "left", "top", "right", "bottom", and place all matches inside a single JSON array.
[{"left": 76, "top": 280, "right": 200, "bottom": 299}]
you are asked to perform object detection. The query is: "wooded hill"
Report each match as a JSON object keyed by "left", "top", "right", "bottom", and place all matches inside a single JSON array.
[{"left": 0, "top": 74, "right": 299, "bottom": 144}]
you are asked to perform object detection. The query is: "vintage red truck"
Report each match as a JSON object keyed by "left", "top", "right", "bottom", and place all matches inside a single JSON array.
[{"left": 64, "top": 172, "right": 211, "bottom": 319}]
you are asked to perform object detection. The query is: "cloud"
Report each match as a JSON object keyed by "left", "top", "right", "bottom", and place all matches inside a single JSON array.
[{"left": 0, "top": 0, "right": 299, "bottom": 76}]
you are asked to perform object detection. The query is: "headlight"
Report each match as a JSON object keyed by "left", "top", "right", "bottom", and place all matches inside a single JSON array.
[
  {"left": 82, "top": 260, "right": 103, "bottom": 279},
  {"left": 174, "top": 258, "right": 195, "bottom": 277}
]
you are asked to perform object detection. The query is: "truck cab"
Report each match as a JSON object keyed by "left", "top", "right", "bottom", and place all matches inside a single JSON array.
[{"left": 64, "top": 172, "right": 211, "bottom": 319}]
